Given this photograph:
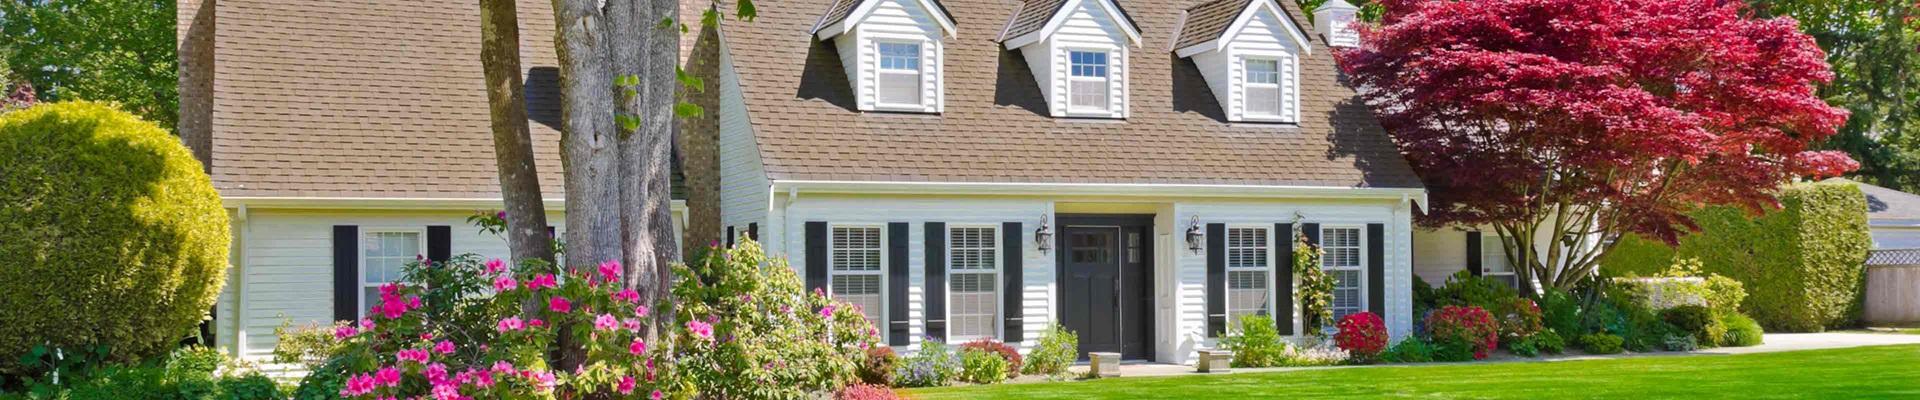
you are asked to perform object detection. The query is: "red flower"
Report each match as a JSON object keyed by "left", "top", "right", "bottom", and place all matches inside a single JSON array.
[{"left": 1335, "top": 312, "right": 1389, "bottom": 359}]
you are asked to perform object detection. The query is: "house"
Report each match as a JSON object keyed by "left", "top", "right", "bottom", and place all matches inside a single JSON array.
[
  {"left": 1826, "top": 178, "right": 1920, "bottom": 250},
  {"left": 179, "top": 0, "right": 1558, "bottom": 365}
]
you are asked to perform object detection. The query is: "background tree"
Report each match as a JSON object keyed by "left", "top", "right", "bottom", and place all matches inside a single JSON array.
[
  {"left": 0, "top": 0, "right": 177, "bottom": 129},
  {"left": 478, "top": 0, "right": 556, "bottom": 269},
  {"left": 1339, "top": 0, "right": 1856, "bottom": 290},
  {"left": 1747, "top": 0, "right": 1920, "bottom": 192}
]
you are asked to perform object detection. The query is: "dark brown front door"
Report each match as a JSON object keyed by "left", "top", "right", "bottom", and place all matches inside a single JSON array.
[{"left": 1056, "top": 215, "right": 1153, "bottom": 360}]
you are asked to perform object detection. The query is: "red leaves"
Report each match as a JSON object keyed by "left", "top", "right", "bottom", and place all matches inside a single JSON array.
[{"left": 1338, "top": 0, "right": 1854, "bottom": 240}]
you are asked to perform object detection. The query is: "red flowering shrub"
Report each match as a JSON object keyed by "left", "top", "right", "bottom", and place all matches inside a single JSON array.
[
  {"left": 959, "top": 339, "right": 1023, "bottom": 378},
  {"left": 1495, "top": 298, "right": 1544, "bottom": 340},
  {"left": 836, "top": 384, "right": 902, "bottom": 400},
  {"left": 857, "top": 346, "right": 898, "bottom": 386},
  {"left": 1426, "top": 305, "right": 1499, "bottom": 360},
  {"left": 1334, "top": 312, "right": 1389, "bottom": 361}
]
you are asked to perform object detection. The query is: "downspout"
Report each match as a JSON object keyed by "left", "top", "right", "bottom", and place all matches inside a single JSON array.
[{"left": 231, "top": 204, "right": 249, "bottom": 357}]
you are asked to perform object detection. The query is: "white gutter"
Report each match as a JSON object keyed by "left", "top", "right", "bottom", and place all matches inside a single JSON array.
[{"left": 769, "top": 180, "right": 1429, "bottom": 212}]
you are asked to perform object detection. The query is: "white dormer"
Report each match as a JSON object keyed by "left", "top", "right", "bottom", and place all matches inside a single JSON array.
[
  {"left": 813, "top": 0, "right": 958, "bottom": 113},
  {"left": 1174, "top": 0, "right": 1311, "bottom": 124},
  {"left": 1000, "top": 0, "right": 1142, "bottom": 119},
  {"left": 1314, "top": 0, "right": 1360, "bottom": 48}
]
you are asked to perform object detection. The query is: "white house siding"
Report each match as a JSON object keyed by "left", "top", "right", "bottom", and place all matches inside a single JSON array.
[
  {"left": 847, "top": 0, "right": 945, "bottom": 113},
  {"left": 754, "top": 193, "right": 1416, "bottom": 365},
  {"left": 216, "top": 209, "right": 567, "bottom": 360},
  {"left": 1412, "top": 223, "right": 1603, "bottom": 290},
  {"left": 717, "top": 45, "right": 772, "bottom": 248},
  {"left": 1019, "top": 0, "right": 1130, "bottom": 119},
  {"left": 1188, "top": 2, "right": 1304, "bottom": 123}
]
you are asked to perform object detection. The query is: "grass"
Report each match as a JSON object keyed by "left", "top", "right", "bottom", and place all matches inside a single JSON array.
[{"left": 904, "top": 345, "right": 1920, "bottom": 399}]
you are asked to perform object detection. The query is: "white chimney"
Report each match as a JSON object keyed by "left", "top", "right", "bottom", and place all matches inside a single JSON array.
[{"left": 1314, "top": 0, "right": 1360, "bottom": 48}]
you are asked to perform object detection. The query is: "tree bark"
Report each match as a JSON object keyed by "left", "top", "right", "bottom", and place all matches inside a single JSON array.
[
  {"left": 607, "top": 0, "right": 666, "bottom": 343},
  {"left": 641, "top": 0, "right": 682, "bottom": 331},
  {"left": 479, "top": 0, "right": 556, "bottom": 267},
  {"left": 549, "top": 0, "right": 621, "bottom": 373}
]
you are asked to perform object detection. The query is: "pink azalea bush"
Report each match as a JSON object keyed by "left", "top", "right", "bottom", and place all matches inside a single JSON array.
[{"left": 324, "top": 234, "right": 877, "bottom": 399}]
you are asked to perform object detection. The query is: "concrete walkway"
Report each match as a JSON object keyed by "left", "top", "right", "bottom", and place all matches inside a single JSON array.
[{"left": 1060, "top": 332, "right": 1920, "bottom": 379}]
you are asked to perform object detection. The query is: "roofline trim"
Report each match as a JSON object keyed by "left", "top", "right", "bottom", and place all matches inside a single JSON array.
[
  {"left": 1176, "top": 0, "right": 1311, "bottom": 57},
  {"left": 222, "top": 196, "right": 688, "bottom": 213},
  {"left": 815, "top": 0, "right": 960, "bottom": 40},
  {"left": 1003, "top": 0, "right": 1143, "bottom": 49},
  {"left": 771, "top": 179, "right": 1428, "bottom": 211}
]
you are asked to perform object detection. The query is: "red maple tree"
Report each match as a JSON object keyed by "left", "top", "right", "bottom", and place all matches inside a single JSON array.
[{"left": 1337, "top": 0, "right": 1856, "bottom": 289}]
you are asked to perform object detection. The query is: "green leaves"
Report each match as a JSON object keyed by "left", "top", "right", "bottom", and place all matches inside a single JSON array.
[
  {"left": 735, "top": 0, "right": 758, "bottom": 22},
  {"left": 675, "top": 67, "right": 704, "bottom": 93},
  {"left": 614, "top": 74, "right": 641, "bottom": 88},
  {"left": 615, "top": 113, "right": 642, "bottom": 132},
  {"left": 673, "top": 102, "right": 704, "bottom": 119}
]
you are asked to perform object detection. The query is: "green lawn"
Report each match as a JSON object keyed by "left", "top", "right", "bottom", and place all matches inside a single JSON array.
[{"left": 904, "top": 345, "right": 1920, "bottom": 399}]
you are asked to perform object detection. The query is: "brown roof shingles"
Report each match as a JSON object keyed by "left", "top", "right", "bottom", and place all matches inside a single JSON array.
[
  {"left": 999, "top": 0, "right": 1068, "bottom": 42},
  {"left": 723, "top": 0, "right": 1420, "bottom": 188},
  {"left": 814, "top": 0, "right": 865, "bottom": 33},
  {"left": 1173, "top": 0, "right": 1247, "bottom": 50}
]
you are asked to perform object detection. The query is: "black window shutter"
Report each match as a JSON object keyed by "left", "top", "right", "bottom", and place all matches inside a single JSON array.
[
  {"left": 924, "top": 223, "right": 948, "bottom": 342},
  {"left": 1205, "top": 223, "right": 1227, "bottom": 337},
  {"left": 887, "top": 222, "right": 910, "bottom": 346},
  {"left": 747, "top": 223, "right": 759, "bottom": 242},
  {"left": 804, "top": 222, "right": 828, "bottom": 294},
  {"left": 1466, "top": 231, "right": 1484, "bottom": 277},
  {"left": 1303, "top": 223, "right": 1321, "bottom": 246},
  {"left": 1275, "top": 223, "right": 1294, "bottom": 335},
  {"left": 427, "top": 225, "right": 451, "bottom": 263},
  {"left": 1001, "top": 222, "right": 1023, "bottom": 342},
  {"left": 1367, "top": 224, "right": 1386, "bottom": 317},
  {"left": 332, "top": 225, "right": 360, "bottom": 322},
  {"left": 726, "top": 226, "right": 736, "bottom": 247}
]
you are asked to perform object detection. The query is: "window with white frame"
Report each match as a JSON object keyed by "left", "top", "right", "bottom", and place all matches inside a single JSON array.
[
  {"left": 1243, "top": 57, "right": 1293, "bottom": 120},
  {"left": 362, "top": 230, "right": 421, "bottom": 317},
  {"left": 948, "top": 226, "right": 999, "bottom": 341},
  {"left": 1067, "top": 50, "right": 1111, "bottom": 112},
  {"left": 1321, "top": 227, "right": 1364, "bottom": 321},
  {"left": 876, "top": 42, "right": 923, "bottom": 107},
  {"left": 1482, "top": 235, "right": 1518, "bottom": 289},
  {"left": 831, "top": 226, "right": 885, "bottom": 332},
  {"left": 1226, "top": 227, "right": 1272, "bottom": 329}
]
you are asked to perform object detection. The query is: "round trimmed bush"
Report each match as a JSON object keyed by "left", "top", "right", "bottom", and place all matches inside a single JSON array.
[
  {"left": 1660, "top": 305, "right": 1726, "bottom": 348},
  {"left": 1579, "top": 333, "right": 1624, "bottom": 355},
  {"left": 0, "top": 102, "right": 229, "bottom": 366},
  {"left": 1722, "top": 312, "right": 1765, "bottom": 347}
]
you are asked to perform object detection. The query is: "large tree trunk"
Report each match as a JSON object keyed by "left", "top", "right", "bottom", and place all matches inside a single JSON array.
[
  {"left": 640, "top": 0, "right": 682, "bottom": 331},
  {"left": 479, "top": 0, "right": 556, "bottom": 267},
  {"left": 549, "top": 0, "right": 621, "bottom": 373},
  {"left": 606, "top": 0, "right": 666, "bottom": 343}
]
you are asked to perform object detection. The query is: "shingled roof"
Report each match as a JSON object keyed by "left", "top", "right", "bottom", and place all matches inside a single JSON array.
[
  {"left": 192, "top": 0, "right": 684, "bottom": 199},
  {"left": 1173, "top": 0, "right": 1249, "bottom": 50},
  {"left": 721, "top": 0, "right": 1421, "bottom": 188}
]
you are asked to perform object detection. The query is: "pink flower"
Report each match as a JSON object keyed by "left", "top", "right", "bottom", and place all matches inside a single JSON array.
[
  {"left": 652, "top": 390, "right": 664, "bottom": 400},
  {"left": 420, "top": 332, "right": 434, "bottom": 341},
  {"left": 549, "top": 296, "right": 572, "bottom": 313},
  {"left": 485, "top": 258, "right": 507, "bottom": 274},
  {"left": 529, "top": 318, "right": 546, "bottom": 328},
  {"left": 526, "top": 273, "right": 558, "bottom": 290},
  {"left": 359, "top": 318, "right": 376, "bottom": 332},
  {"left": 472, "top": 369, "right": 495, "bottom": 388},
  {"left": 333, "top": 324, "right": 358, "bottom": 339},
  {"left": 819, "top": 305, "right": 836, "bottom": 319},
  {"left": 623, "top": 318, "right": 642, "bottom": 332},
  {"left": 634, "top": 305, "right": 650, "bottom": 318},
  {"left": 613, "top": 288, "right": 640, "bottom": 304},
  {"left": 397, "top": 348, "right": 430, "bottom": 364},
  {"left": 531, "top": 370, "right": 557, "bottom": 391},
  {"left": 617, "top": 376, "right": 636, "bottom": 394},
  {"left": 374, "top": 366, "right": 402, "bottom": 387},
  {"left": 595, "top": 314, "right": 618, "bottom": 331},
  {"left": 424, "top": 363, "right": 450, "bottom": 385},
  {"left": 341, "top": 373, "right": 376, "bottom": 396},
  {"left": 598, "top": 260, "right": 623, "bottom": 281},
  {"left": 491, "top": 361, "right": 515, "bottom": 376},
  {"left": 629, "top": 338, "right": 647, "bottom": 355},
  {"left": 434, "top": 340, "right": 456, "bottom": 355},
  {"left": 686, "top": 320, "right": 714, "bottom": 340},
  {"left": 430, "top": 382, "right": 461, "bottom": 400},
  {"left": 496, "top": 316, "right": 524, "bottom": 332}
]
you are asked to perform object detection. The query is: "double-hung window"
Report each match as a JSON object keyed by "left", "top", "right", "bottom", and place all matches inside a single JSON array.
[
  {"left": 1320, "top": 227, "right": 1365, "bottom": 321},
  {"left": 948, "top": 226, "right": 999, "bottom": 341},
  {"left": 1244, "top": 58, "right": 1289, "bottom": 120},
  {"left": 1067, "top": 50, "right": 1111, "bottom": 113},
  {"left": 1482, "top": 235, "right": 1519, "bottom": 289},
  {"left": 831, "top": 226, "right": 885, "bottom": 333},
  {"left": 362, "top": 230, "right": 422, "bottom": 318},
  {"left": 876, "top": 42, "right": 923, "bottom": 107},
  {"left": 1226, "top": 226, "right": 1272, "bottom": 329}
]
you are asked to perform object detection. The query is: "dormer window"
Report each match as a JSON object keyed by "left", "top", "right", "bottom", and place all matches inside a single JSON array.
[
  {"left": 876, "top": 42, "right": 924, "bottom": 107},
  {"left": 812, "top": 0, "right": 958, "bottom": 114},
  {"left": 1173, "top": 0, "right": 1311, "bottom": 124},
  {"left": 1067, "top": 50, "right": 1112, "bottom": 113},
  {"left": 1000, "top": 0, "right": 1142, "bottom": 119}
]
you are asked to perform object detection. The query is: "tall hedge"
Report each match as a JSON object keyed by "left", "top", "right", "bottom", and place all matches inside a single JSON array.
[
  {"left": 1602, "top": 181, "right": 1871, "bottom": 332},
  {"left": 0, "top": 102, "right": 229, "bottom": 366}
]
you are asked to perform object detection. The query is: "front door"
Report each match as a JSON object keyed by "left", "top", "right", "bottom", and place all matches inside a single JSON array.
[{"left": 1057, "top": 215, "right": 1154, "bottom": 360}]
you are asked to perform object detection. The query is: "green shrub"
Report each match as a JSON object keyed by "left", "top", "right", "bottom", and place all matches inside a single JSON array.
[
  {"left": 0, "top": 102, "right": 229, "bottom": 367},
  {"left": 1722, "top": 312, "right": 1765, "bottom": 347},
  {"left": 1703, "top": 275, "right": 1747, "bottom": 315},
  {"left": 1510, "top": 329, "right": 1567, "bottom": 357},
  {"left": 291, "top": 357, "right": 349, "bottom": 400},
  {"left": 895, "top": 340, "right": 959, "bottom": 388},
  {"left": 14, "top": 346, "right": 275, "bottom": 399},
  {"left": 959, "top": 340, "right": 1022, "bottom": 378},
  {"left": 1661, "top": 305, "right": 1726, "bottom": 348},
  {"left": 1023, "top": 324, "right": 1078, "bottom": 376},
  {"left": 1662, "top": 333, "right": 1699, "bottom": 351},
  {"left": 957, "top": 348, "right": 1009, "bottom": 384},
  {"left": 1602, "top": 181, "right": 1871, "bottom": 332},
  {"left": 1222, "top": 315, "right": 1290, "bottom": 368},
  {"left": 1538, "top": 288, "right": 1583, "bottom": 338},
  {"left": 858, "top": 346, "right": 898, "bottom": 387},
  {"left": 1622, "top": 305, "right": 1675, "bottom": 352},
  {"left": 1579, "top": 333, "right": 1624, "bottom": 354},
  {"left": 215, "top": 373, "right": 284, "bottom": 400},
  {"left": 271, "top": 320, "right": 346, "bottom": 369},
  {"left": 1435, "top": 271, "right": 1520, "bottom": 311},
  {"left": 1379, "top": 338, "right": 1434, "bottom": 363}
]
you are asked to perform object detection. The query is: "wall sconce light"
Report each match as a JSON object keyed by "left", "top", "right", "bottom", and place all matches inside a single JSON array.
[
  {"left": 1185, "top": 215, "right": 1205, "bottom": 254},
  {"left": 1034, "top": 214, "right": 1054, "bottom": 254}
]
